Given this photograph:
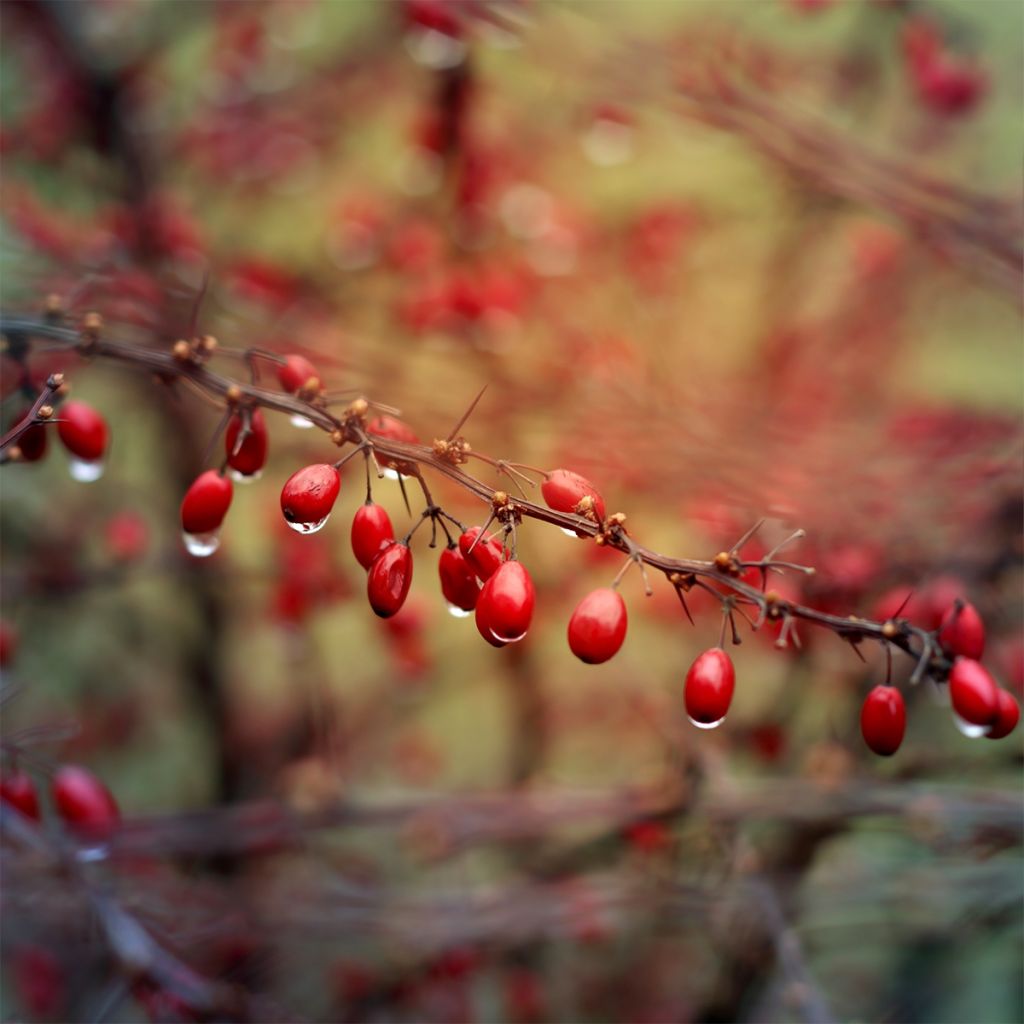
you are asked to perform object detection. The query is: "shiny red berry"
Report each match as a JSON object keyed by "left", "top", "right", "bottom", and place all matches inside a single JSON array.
[
  {"left": 180, "top": 470, "right": 233, "bottom": 534},
  {"left": 567, "top": 588, "right": 627, "bottom": 664},
  {"left": 51, "top": 765, "right": 120, "bottom": 835},
  {"left": 12, "top": 409, "right": 47, "bottom": 462},
  {"left": 280, "top": 464, "right": 340, "bottom": 530},
  {"left": 860, "top": 685, "right": 906, "bottom": 756},
  {"left": 541, "top": 468, "right": 606, "bottom": 522},
  {"left": 224, "top": 409, "right": 268, "bottom": 478},
  {"left": 438, "top": 546, "right": 479, "bottom": 612},
  {"left": 937, "top": 601, "right": 985, "bottom": 661},
  {"left": 367, "top": 542, "right": 413, "bottom": 618},
  {"left": 57, "top": 401, "right": 108, "bottom": 462},
  {"left": 277, "top": 354, "right": 321, "bottom": 394},
  {"left": 351, "top": 502, "right": 395, "bottom": 570},
  {"left": 476, "top": 561, "right": 535, "bottom": 643},
  {"left": 458, "top": 526, "right": 504, "bottom": 581},
  {"left": 475, "top": 591, "right": 508, "bottom": 647},
  {"left": 684, "top": 647, "right": 735, "bottom": 727},
  {"left": 948, "top": 657, "right": 999, "bottom": 726},
  {"left": 986, "top": 689, "right": 1020, "bottom": 740},
  {"left": 1, "top": 770, "right": 41, "bottom": 820}
]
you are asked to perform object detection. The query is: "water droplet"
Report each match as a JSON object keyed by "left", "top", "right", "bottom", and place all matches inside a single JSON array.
[
  {"left": 491, "top": 628, "right": 527, "bottom": 644},
  {"left": 382, "top": 467, "right": 411, "bottom": 482},
  {"left": 687, "top": 715, "right": 726, "bottom": 730},
  {"left": 560, "top": 527, "right": 579, "bottom": 539},
  {"left": 75, "top": 844, "right": 109, "bottom": 864},
  {"left": 290, "top": 414, "right": 314, "bottom": 429},
  {"left": 405, "top": 28, "right": 466, "bottom": 70},
  {"left": 69, "top": 457, "right": 104, "bottom": 482},
  {"left": 286, "top": 514, "right": 330, "bottom": 535},
  {"left": 446, "top": 602, "right": 472, "bottom": 619},
  {"left": 182, "top": 530, "right": 221, "bottom": 557},
  {"left": 953, "top": 713, "right": 992, "bottom": 739},
  {"left": 228, "top": 468, "right": 263, "bottom": 485}
]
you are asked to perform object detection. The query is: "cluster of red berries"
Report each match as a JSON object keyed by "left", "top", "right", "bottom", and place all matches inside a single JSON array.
[
  {"left": 860, "top": 600, "right": 1019, "bottom": 756},
  {"left": 1, "top": 764, "right": 120, "bottom": 837},
  {"left": 8, "top": 399, "right": 109, "bottom": 481}
]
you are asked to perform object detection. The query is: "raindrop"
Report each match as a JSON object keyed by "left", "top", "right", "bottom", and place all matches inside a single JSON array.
[
  {"left": 290, "top": 414, "right": 314, "bottom": 429},
  {"left": 446, "top": 602, "right": 473, "bottom": 619},
  {"left": 382, "top": 467, "right": 410, "bottom": 482},
  {"left": 560, "top": 527, "right": 579, "bottom": 539},
  {"left": 953, "top": 713, "right": 992, "bottom": 739},
  {"left": 182, "top": 530, "right": 221, "bottom": 557},
  {"left": 491, "top": 628, "right": 527, "bottom": 644},
  {"left": 228, "top": 468, "right": 263, "bottom": 485},
  {"left": 688, "top": 715, "right": 726, "bottom": 730},
  {"left": 69, "top": 457, "right": 104, "bottom": 482},
  {"left": 286, "top": 514, "right": 330, "bottom": 535}
]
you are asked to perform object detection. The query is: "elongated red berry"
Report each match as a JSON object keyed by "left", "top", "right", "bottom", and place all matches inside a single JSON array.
[
  {"left": 476, "top": 561, "right": 534, "bottom": 643},
  {"left": 180, "top": 470, "right": 233, "bottom": 534},
  {"left": 542, "top": 469, "right": 606, "bottom": 522},
  {"left": 684, "top": 647, "right": 735, "bottom": 727},
  {"left": 51, "top": 765, "right": 120, "bottom": 835},
  {"left": 280, "top": 464, "right": 340, "bottom": 532},
  {"left": 475, "top": 590, "right": 508, "bottom": 647},
  {"left": 12, "top": 409, "right": 47, "bottom": 462},
  {"left": 860, "top": 685, "right": 906, "bottom": 756},
  {"left": 458, "top": 527, "right": 504, "bottom": 581},
  {"left": 367, "top": 542, "right": 413, "bottom": 618},
  {"left": 1, "top": 770, "right": 41, "bottom": 820},
  {"left": 948, "top": 657, "right": 999, "bottom": 726},
  {"left": 277, "top": 354, "right": 321, "bottom": 394},
  {"left": 438, "top": 546, "right": 479, "bottom": 613},
  {"left": 57, "top": 401, "right": 108, "bottom": 461},
  {"left": 367, "top": 415, "right": 420, "bottom": 476},
  {"left": 568, "top": 588, "right": 627, "bottom": 664},
  {"left": 351, "top": 502, "right": 394, "bottom": 570},
  {"left": 225, "top": 409, "right": 268, "bottom": 479},
  {"left": 938, "top": 601, "right": 985, "bottom": 661},
  {"left": 986, "top": 690, "right": 1020, "bottom": 740}
]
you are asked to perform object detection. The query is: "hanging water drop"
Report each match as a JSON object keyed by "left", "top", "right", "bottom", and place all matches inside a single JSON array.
[
  {"left": 953, "top": 712, "right": 992, "bottom": 739},
  {"left": 687, "top": 715, "right": 726, "bottom": 731},
  {"left": 69, "top": 457, "right": 104, "bottom": 483},
  {"left": 446, "top": 602, "right": 473, "bottom": 619},
  {"left": 285, "top": 514, "right": 330, "bottom": 535},
  {"left": 228, "top": 468, "right": 263, "bottom": 485},
  {"left": 491, "top": 627, "right": 527, "bottom": 644},
  {"left": 560, "top": 527, "right": 579, "bottom": 539},
  {"left": 182, "top": 530, "right": 221, "bottom": 557},
  {"left": 290, "top": 414, "right": 314, "bottom": 429}
]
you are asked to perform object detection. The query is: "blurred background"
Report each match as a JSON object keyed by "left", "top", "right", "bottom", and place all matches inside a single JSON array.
[{"left": 1, "top": 1, "right": 1021, "bottom": 1022}]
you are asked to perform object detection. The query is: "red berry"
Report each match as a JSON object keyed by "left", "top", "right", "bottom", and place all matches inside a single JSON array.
[
  {"left": 57, "top": 400, "right": 108, "bottom": 462},
  {"left": 860, "top": 685, "right": 907, "bottom": 756},
  {"left": 180, "top": 470, "right": 233, "bottom": 534},
  {"left": 277, "top": 354, "right": 321, "bottom": 394},
  {"left": 948, "top": 658, "right": 999, "bottom": 726},
  {"left": 351, "top": 502, "right": 395, "bottom": 570},
  {"left": 12, "top": 408, "right": 47, "bottom": 462},
  {"left": 684, "top": 647, "right": 735, "bottom": 727},
  {"left": 438, "top": 546, "right": 479, "bottom": 612},
  {"left": 367, "top": 542, "right": 413, "bottom": 618},
  {"left": 280, "top": 464, "right": 340, "bottom": 530},
  {"left": 224, "top": 409, "right": 268, "bottom": 478},
  {"left": 458, "top": 526, "right": 504, "bottom": 581},
  {"left": 367, "top": 415, "right": 420, "bottom": 476},
  {"left": 475, "top": 591, "right": 508, "bottom": 647},
  {"left": 51, "top": 765, "right": 120, "bottom": 835},
  {"left": 1, "top": 770, "right": 41, "bottom": 820},
  {"left": 476, "top": 561, "right": 535, "bottom": 644},
  {"left": 986, "top": 690, "right": 1020, "bottom": 740},
  {"left": 567, "top": 588, "right": 627, "bottom": 664},
  {"left": 937, "top": 601, "right": 985, "bottom": 661},
  {"left": 541, "top": 469, "right": 606, "bottom": 522}
]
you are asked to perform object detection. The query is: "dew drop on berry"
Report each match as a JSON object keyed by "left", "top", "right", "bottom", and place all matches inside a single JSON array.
[
  {"left": 290, "top": 413, "right": 315, "bottom": 429},
  {"left": 559, "top": 527, "right": 578, "bottom": 539},
  {"left": 953, "top": 712, "right": 992, "bottom": 739},
  {"left": 285, "top": 514, "right": 330, "bottom": 535},
  {"left": 68, "top": 457, "right": 104, "bottom": 483},
  {"left": 491, "top": 626, "right": 527, "bottom": 644},
  {"left": 182, "top": 529, "right": 222, "bottom": 557},
  {"left": 446, "top": 602, "right": 473, "bottom": 619},
  {"left": 687, "top": 714, "right": 726, "bottom": 731},
  {"left": 228, "top": 468, "right": 263, "bottom": 485}
]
